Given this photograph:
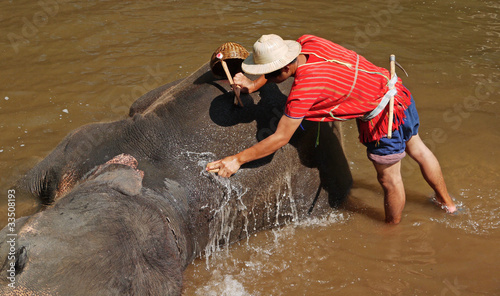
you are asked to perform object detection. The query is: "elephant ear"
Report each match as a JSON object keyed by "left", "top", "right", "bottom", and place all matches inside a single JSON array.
[
  {"left": 84, "top": 154, "right": 144, "bottom": 196},
  {"left": 91, "top": 167, "right": 143, "bottom": 196}
]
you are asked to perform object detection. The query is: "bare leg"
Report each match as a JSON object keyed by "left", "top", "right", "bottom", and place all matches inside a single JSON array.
[
  {"left": 373, "top": 160, "right": 406, "bottom": 224},
  {"left": 405, "top": 134, "right": 457, "bottom": 213}
]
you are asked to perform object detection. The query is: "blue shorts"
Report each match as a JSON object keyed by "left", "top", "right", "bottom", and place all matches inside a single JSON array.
[{"left": 363, "top": 96, "right": 420, "bottom": 165}]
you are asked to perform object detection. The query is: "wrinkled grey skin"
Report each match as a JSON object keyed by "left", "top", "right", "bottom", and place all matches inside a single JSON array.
[{"left": 0, "top": 63, "right": 352, "bottom": 295}]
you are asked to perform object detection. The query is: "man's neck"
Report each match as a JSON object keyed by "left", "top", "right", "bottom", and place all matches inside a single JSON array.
[
  {"left": 297, "top": 54, "right": 307, "bottom": 66},
  {"left": 290, "top": 54, "right": 307, "bottom": 76}
]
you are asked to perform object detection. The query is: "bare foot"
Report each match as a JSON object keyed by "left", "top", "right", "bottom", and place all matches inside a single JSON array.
[
  {"left": 430, "top": 195, "right": 457, "bottom": 214},
  {"left": 444, "top": 203, "right": 457, "bottom": 214}
]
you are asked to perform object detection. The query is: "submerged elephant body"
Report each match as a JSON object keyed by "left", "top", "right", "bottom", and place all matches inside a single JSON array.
[{"left": 0, "top": 63, "right": 352, "bottom": 295}]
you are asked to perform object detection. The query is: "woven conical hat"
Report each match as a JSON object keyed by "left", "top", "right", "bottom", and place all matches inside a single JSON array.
[{"left": 210, "top": 42, "right": 250, "bottom": 78}]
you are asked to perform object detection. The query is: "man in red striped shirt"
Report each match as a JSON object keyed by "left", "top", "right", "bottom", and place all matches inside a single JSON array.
[{"left": 206, "top": 34, "right": 457, "bottom": 223}]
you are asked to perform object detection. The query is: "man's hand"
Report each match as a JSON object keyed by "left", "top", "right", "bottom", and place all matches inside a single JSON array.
[
  {"left": 233, "top": 73, "right": 267, "bottom": 94},
  {"left": 233, "top": 73, "right": 254, "bottom": 94},
  {"left": 206, "top": 155, "right": 242, "bottom": 178}
]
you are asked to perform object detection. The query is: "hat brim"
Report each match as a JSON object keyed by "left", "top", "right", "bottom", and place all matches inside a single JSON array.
[{"left": 241, "top": 40, "right": 302, "bottom": 75}]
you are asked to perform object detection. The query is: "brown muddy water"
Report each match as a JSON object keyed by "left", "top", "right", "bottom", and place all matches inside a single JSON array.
[{"left": 1, "top": 0, "right": 499, "bottom": 295}]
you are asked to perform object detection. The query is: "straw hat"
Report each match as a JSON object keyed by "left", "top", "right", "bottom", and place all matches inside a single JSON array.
[{"left": 242, "top": 34, "right": 301, "bottom": 75}]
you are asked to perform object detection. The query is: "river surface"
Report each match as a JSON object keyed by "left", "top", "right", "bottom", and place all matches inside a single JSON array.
[{"left": 1, "top": 0, "right": 499, "bottom": 295}]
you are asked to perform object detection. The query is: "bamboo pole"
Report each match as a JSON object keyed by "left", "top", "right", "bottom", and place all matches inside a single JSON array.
[
  {"left": 221, "top": 60, "right": 244, "bottom": 107},
  {"left": 387, "top": 54, "right": 396, "bottom": 139}
]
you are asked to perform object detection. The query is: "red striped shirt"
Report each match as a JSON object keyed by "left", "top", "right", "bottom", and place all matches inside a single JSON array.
[{"left": 285, "top": 35, "right": 412, "bottom": 143}]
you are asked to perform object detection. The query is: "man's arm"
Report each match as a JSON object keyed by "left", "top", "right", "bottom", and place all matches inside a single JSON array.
[
  {"left": 233, "top": 73, "right": 267, "bottom": 94},
  {"left": 206, "top": 115, "right": 303, "bottom": 177}
]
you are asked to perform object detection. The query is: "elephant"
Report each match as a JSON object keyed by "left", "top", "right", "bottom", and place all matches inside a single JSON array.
[{"left": 0, "top": 62, "right": 352, "bottom": 295}]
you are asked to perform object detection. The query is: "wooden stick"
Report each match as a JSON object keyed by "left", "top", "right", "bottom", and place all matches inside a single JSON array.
[
  {"left": 387, "top": 54, "right": 396, "bottom": 139},
  {"left": 221, "top": 60, "right": 244, "bottom": 107},
  {"left": 207, "top": 169, "right": 219, "bottom": 173}
]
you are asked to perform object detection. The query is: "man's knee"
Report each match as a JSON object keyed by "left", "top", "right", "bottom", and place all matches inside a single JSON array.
[
  {"left": 406, "top": 134, "right": 433, "bottom": 159},
  {"left": 408, "top": 143, "right": 435, "bottom": 163},
  {"left": 377, "top": 172, "right": 403, "bottom": 190}
]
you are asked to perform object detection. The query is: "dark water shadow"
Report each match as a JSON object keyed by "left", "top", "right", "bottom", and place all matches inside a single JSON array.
[
  {"left": 293, "top": 120, "right": 353, "bottom": 209},
  {"left": 207, "top": 80, "right": 289, "bottom": 167}
]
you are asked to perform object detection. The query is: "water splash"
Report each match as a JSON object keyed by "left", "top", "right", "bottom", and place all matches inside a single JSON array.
[
  {"left": 180, "top": 151, "right": 339, "bottom": 269},
  {"left": 430, "top": 188, "right": 500, "bottom": 235},
  {"left": 181, "top": 151, "right": 251, "bottom": 266},
  {"left": 202, "top": 174, "right": 249, "bottom": 267},
  {"left": 273, "top": 172, "right": 298, "bottom": 227},
  {"left": 181, "top": 151, "right": 218, "bottom": 170},
  {"left": 194, "top": 272, "right": 251, "bottom": 296},
  {"left": 190, "top": 211, "right": 349, "bottom": 295}
]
